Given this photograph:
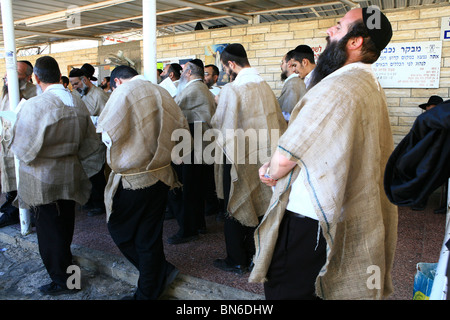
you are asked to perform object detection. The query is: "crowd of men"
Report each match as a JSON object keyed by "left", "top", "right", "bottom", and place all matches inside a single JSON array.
[{"left": 0, "top": 7, "right": 405, "bottom": 300}]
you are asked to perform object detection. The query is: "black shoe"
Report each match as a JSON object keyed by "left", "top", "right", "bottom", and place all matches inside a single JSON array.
[
  {"left": 213, "top": 259, "right": 248, "bottom": 275},
  {"left": 167, "top": 233, "right": 199, "bottom": 245},
  {"left": 0, "top": 212, "right": 19, "bottom": 228},
  {"left": 87, "top": 207, "right": 105, "bottom": 217},
  {"left": 158, "top": 263, "right": 180, "bottom": 299},
  {"left": 39, "top": 282, "right": 79, "bottom": 296}
]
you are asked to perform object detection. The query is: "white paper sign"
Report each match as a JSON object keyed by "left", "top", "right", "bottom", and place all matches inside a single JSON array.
[{"left": 372, "top": 41, "right": 442, "bottom": 88}]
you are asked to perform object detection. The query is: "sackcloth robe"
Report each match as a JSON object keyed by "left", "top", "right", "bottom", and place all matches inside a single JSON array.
[
  {"left": 0, "top": 82, "right": 37, "bottom": 192},
  {"left": 9, "top": 85, "right": 103, "bottom": 209},
  {"left": 97, "top": 76, "right": 190, "bottom": 222},
  {"left": 78, "top": 85, "right": 109, "bottom": 117},
  {"left": 211, "top": 68, "right": 287, "bottom": 227},
  {"left": 278, "top": 74, "right": 306, "bottom": 114},
  {"left": 73, "top": 84, "right": 109, "bottom": 176},
  {"left": 175, "top": 79, "right": 216, "bottom": 126},
  {"left": 249, "top": 62, "right": 398, "bottom": 300},
  {"left": 175, "top": 79, "right": 216, "bottom": 155}
]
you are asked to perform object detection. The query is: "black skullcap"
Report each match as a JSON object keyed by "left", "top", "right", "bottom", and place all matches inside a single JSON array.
[
  {"left": 362, "top": 7, "right": 393, "bottom": 51},
  {"left": 294, "top": 45, "right": 314, "bottom": 56},
  {"left": 223, "top": 43, "right": 247, "bottom": 58},
  {"left": 80, "top": 63, "right": 97, "bottom": 81},
  {"left": 189, "top": 59, "right": 204, "bottom": 70},
  {"left": 69, "top": 68, "right": 86, "bottom": 78}
]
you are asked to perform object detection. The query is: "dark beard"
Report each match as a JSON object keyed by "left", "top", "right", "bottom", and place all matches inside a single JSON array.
[
  {"left": 280, "top": 70, "right": 288, "bottom": 81},
  {"left": 309, "top": 35, "right": 349, "bottom": 88}
]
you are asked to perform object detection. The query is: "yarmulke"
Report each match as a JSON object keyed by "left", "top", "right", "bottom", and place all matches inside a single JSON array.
[
  {"left": 362, "top": 7, "right": 392, "bottom": 51},
  {"left": 223, "top": 43, "right": 247, "bottom": 58},
  {"left": 189, "top": 59, "right": 204, "bottom": 70}
]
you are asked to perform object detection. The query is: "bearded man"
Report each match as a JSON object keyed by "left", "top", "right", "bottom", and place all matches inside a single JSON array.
[
  {"left": 250, "top": 7, "right": 398, "bottom": 300},
  {"left": 0, "top": 61, "right": 38, "bottom": 228},
  {"left": 167, "top": 59, "right": 217, "bottom": 244},
  {"left": 211, "top": 44, "right": 287, "bottom": 274},
  {"left": 69, "top": 66, "right": 109, "bottom": 217}
]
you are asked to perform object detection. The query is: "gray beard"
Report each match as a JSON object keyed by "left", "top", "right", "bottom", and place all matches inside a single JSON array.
[{"left": 176, "top": 74, "right": 189, "bottom": 96}]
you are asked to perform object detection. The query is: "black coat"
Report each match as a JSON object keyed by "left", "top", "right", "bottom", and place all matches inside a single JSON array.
[{"left": 384, "top": 100, "right": 450, "bottom": 207}]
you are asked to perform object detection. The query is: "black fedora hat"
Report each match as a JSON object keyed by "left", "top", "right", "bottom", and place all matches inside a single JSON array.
[
  {"left": 80, "top": 63, "right": 97, "bottom": 81},
  {"left": 419, "top": 95, "right": 443, "bottom": 110}
]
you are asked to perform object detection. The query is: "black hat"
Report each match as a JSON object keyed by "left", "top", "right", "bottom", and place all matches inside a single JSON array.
[
  {"left": 80, "top": 63, "right": 97, "bottom": 81},
  {"left": 419, "top": 95, "right": 444, "bottom": 110},
  {"left": 223, "top": 43, "right": 247, "bottom": 58},
  {"left": 189, "top": 59, "right": 204, "bottom": 70},
  {"left": 69, "top": 68, "right": 86, "bottom": 78},
  {"left": 362, "top": 7, "right": 393, "bottom": 51}
]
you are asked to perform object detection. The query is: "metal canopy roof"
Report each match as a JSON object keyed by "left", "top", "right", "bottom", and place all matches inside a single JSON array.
[{"left": 0, "top": 0, "right": 448, "bottom": 50}]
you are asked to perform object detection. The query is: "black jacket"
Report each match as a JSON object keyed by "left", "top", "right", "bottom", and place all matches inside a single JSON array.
[{"left": 384, "top": 100, "right": 450, "bottom": 206}]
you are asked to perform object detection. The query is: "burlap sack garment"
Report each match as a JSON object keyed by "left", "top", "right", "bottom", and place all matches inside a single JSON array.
[
  {"left": 97, "top": 76, "right": 190, "bottom": 222},
  {"left": 9, "top": 86, "right": 103, "bottom": 208},
  {"left": 278, "top": 75, "right": 307, "bottom": 114},
  {"left": 249, "top": 62, "right": 398, "bottom": 300},
  {"left": 0, "top": 82, "right": 37, "bottom": 192},
  {"left": 211, "top": 74, "right": 287, "bottom": 227}
]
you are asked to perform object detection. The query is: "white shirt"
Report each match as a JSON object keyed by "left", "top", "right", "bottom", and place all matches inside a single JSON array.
[
  {"left": 286, "top": 169, "right": 318, "bottom": 220},
  {"left": 304, "top": 69, "right": 314, "bottom": 89},
  {"left": 232, "top": 67, "right": 264, "bottom": 86},
  {"left": 46, "top": 84, "right": 74, "bottom": 107}
]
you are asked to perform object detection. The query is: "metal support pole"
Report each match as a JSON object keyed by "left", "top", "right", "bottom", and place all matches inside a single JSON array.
[
  {"left": 142, "top": 0, "right": 157, "bottom": 83},
  {"left": 0, "top": 0, "right": 32, "bottom": 236}
]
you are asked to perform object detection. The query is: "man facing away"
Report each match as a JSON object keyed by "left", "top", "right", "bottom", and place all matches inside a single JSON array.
[
  {"left": 0, "top": 60, "right": 38, "bottom": 228},
  {"left": 167, "top": 59, "right": 217, "bottom": 244},
  {"left": 97, "top": 65, "right": 189, "bottom": 300},
  {"left": 211, "top": 43, "right": 287, "bottom": 274},
  {"left": 278, "top": 50, "right": 307, "bottom": 122},
  {"left": 250, "top": 7, "right": 398, "bottom": 300},
  {"left": 9, "top": 56, "right": 103, "bottom": 296}
]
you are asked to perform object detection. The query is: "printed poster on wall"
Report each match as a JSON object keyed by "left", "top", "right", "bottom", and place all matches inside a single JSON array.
[
  {"left": 205, "top": 43, "right": 229, "bottom": 86},
  {"left": 372, "top": 41, "right": 442, "bottom": 88}
]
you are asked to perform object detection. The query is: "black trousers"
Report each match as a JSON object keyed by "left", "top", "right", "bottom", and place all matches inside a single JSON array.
[
  {"left": 33, "top": 200, "right": 76, "bottom": 287},
  {"left": 107, "top": 180, "right": 172, "bottom": 300},
  {"left": 167, "top": 160, "right": 206, "bottom": 238},
  {"left": 88, "top": 164, "right": 106, "bottom": 210},
  {"left": 264, "top": 210, "right": 327, "bottom": 300},
  {"left": 222, "top": 159, "right": 256, "bottom": 267}
]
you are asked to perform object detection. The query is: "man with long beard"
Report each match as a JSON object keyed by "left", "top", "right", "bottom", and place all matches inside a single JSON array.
[
  {"left": 250, "top": 7, "right": 398, "bottom": 300},
  {"left": 69, "top": 66, "right": 109, "bottom": 217},
  {"left": 0, "top": 61, "right": 37, "bottom": 228}
]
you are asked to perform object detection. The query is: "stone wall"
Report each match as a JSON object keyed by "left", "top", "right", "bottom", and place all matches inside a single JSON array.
[{"left": 1, "top": 4, "right": 449, "bottom": 144}]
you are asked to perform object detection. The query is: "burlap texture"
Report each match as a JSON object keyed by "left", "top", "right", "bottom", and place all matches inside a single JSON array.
[
  {"left": 211, "top": 80, "right": 287, "bottom": 227},
  {"left": 249, "top": 63, "right": 398, "bottom": 300},
  {"left": 9, "top": 89, "right": 102, "bottom": 208},
  {"left": 97, "top": 77, "right": 189, "bottom": 221}
]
